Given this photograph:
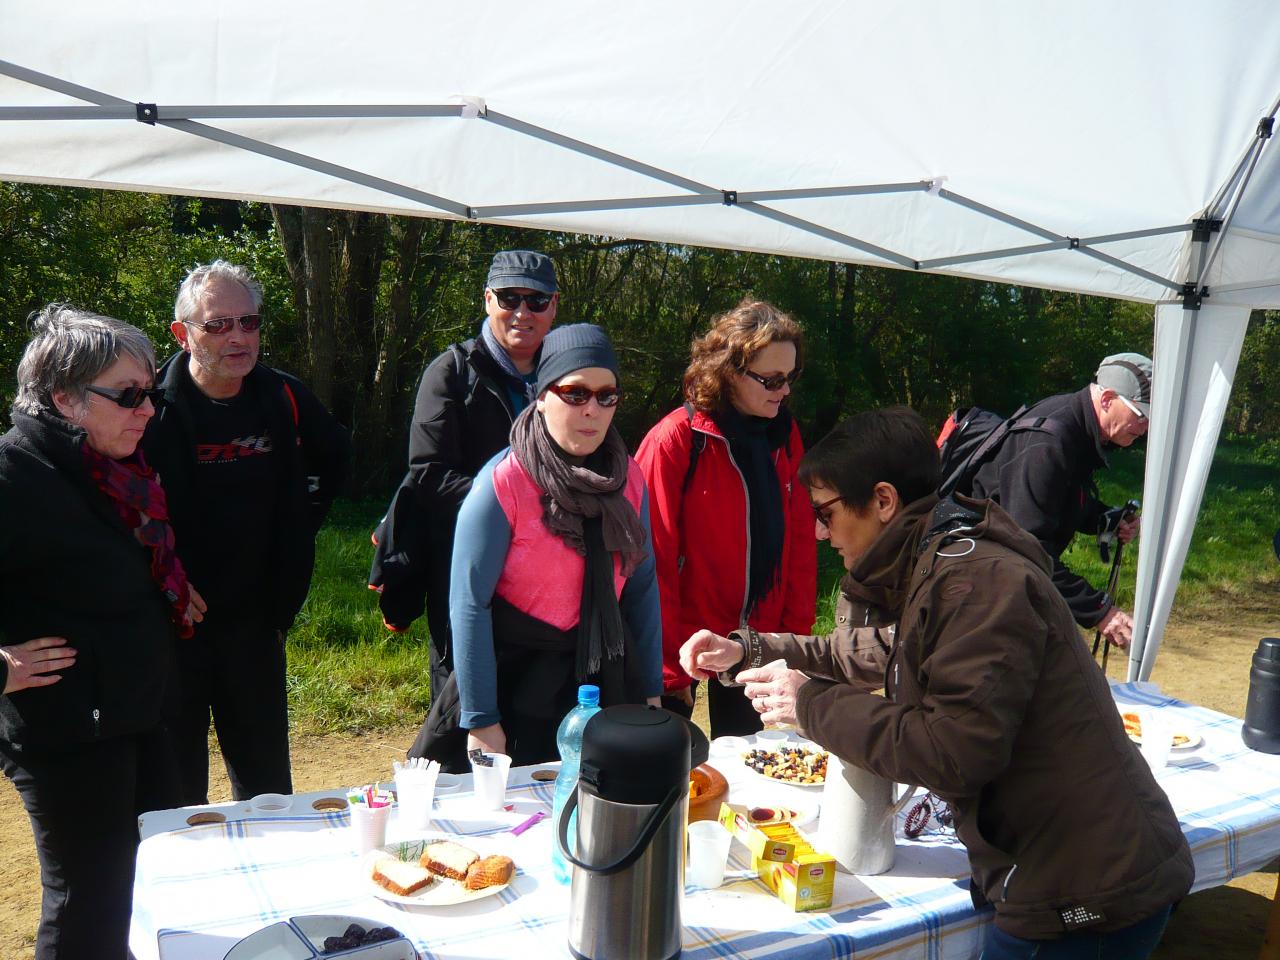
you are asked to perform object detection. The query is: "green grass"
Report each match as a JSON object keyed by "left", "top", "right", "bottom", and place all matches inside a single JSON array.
[
  {"left": 286, "top": 500, "right": 433, "bottom": 735},
  {"left": 287, "top": 440, "right": 1279, "bottom": 735}
]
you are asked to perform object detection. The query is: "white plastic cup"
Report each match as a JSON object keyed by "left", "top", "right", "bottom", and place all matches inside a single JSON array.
[
  {"left": 1140, "top": 710, "right": 1175, "bottom": 770},
  {"left": 248, "top": 792, "right": 291, "bottom": 815},
  {"left": 709, "top": 735, "right": 751, "bottom": 757},
  {"left": 350, "top": 800, "right": 391, "bottom": 854},
  {"left": 754, "top": 728, "right": 790, "bottom": 749},
  {"left": 686, "top": 821, "right": 733, "bottom": 889},
  {"left": 395, "top": 769, "right": 439, "bottom": 830},
  {"left": 470, "top": 752, "right": 512, "bottom": 811}
]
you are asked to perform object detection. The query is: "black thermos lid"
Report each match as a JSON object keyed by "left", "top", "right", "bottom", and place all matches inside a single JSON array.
[
  {"left": 579, "top": 705, "right": 691, "bottom": 805},
  {"left": 1255, "top": 637, "right": 1280, "bottom": 663}
]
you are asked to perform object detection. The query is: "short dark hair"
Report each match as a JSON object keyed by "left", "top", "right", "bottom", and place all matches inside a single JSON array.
[{"left": 798, "top": 407, "right": 940, "bottom": 509}]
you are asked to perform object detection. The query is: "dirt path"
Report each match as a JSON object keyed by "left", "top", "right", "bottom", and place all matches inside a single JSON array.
[{"left": 1, "top": 617, "right": 1276, "bottom": 959}]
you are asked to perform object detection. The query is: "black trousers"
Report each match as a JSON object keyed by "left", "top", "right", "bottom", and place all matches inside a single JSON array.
[
  {"left": 0, "top": 727, "right": 180, "bottom": 960},
  {"left": 171, "top": 618, "right": 292, "bottom": 804},
  {"left": 661, "top": 678, "right": 763, "bottom": 739}
]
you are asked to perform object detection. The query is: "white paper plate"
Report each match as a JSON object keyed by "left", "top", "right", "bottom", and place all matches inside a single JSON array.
[
  {"left": 362, "top": 838, "right": 513, "bottom": 907},
  {"left": 740, "top": 749, "right": 829, "bottom": 789},
  {"left": 1126, "top": 730, "right": 1203, "bottom": 751}
]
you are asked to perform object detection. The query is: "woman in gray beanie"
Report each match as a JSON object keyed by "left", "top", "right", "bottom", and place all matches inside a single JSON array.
[{"left": 420, "top": 324, "right": 662, "bottom": 764}]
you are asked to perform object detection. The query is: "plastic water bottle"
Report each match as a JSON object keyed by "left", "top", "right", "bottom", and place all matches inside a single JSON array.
[{"left": 552, "top": 684, "right": 601, "bottom": 885}]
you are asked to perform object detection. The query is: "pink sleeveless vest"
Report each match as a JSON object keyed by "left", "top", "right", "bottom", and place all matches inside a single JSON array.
[{"left": 491, "top": 452, "right": 645, "bottom": 632}]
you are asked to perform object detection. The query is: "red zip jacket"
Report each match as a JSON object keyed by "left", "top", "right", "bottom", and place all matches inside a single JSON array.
[{"left": 636, "top": 405, "right": 817, "bottom": 692}]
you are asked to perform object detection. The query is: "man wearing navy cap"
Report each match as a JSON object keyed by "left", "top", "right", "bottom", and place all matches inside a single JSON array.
[
  {"left": 370, "top": 251, "right": 560, "bottom": 766},
  {"left": 965, "top": 353, "right": 1152, "bottom": 649}
]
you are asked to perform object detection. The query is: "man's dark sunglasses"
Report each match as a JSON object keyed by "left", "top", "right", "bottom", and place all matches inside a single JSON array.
[
  {"left": 85, "top": 384, "right": 165, "bottom": 409},
  {"left": 184, "top": 313, "right": 263, "bottom": 335},
  {"left": 492, "top": 289, "right": 554, "bottom": 313},
  {"left": 546, "top": 383, "right": 623, "bottom": 408},
  {"left": 742, "top": 367, "right": 802, "bottom": 392}
]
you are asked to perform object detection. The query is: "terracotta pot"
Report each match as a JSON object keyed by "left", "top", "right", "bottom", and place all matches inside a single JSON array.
[{"left": 688, "top": 763, "right": 728, "bottom": 822}]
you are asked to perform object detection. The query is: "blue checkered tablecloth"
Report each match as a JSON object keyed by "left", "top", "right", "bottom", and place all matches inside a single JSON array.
[{"left": 129, "top": 683, "right": 1280, "bottom": 960}]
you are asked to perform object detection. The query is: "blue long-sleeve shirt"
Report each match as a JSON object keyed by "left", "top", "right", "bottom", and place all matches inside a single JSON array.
[{"left": 450, "top": 450, "right": 663, "bottom": 729}]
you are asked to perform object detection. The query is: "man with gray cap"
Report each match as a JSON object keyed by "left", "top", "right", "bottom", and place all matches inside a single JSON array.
[
  {"left": 370, "top": 250, "right": 559, "bottom": 765},
  {"left": 965, "top": 353, "right": 1151, "bottom": 649}
]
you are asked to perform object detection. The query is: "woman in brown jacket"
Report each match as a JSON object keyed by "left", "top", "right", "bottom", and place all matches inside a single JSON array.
[{"left": 681, "top": 407, "right": 1192, "bottom": 959}]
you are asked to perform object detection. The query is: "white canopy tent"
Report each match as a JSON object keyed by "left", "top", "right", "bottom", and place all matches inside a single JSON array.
[{"left": 2, "top": 0, "right": 1278, "bottom": 679}]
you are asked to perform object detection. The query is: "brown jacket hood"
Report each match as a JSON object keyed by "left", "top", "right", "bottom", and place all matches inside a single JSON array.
[{"left": 841, "top": 493, "right": 1053, "bottom": 622}]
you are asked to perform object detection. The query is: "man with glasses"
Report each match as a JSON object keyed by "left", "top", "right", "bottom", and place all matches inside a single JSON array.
[
  {"left": 964, "top": 352, "right": 1152, "bottom": 650},
  {"left": 370, "top": 250, "right": 559, "bottom": 768},
  {"left": 144, "top": 259, "right": 351, "bottom": 805}
]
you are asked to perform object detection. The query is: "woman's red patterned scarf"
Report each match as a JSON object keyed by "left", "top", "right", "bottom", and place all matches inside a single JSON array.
[{"left": 81, "top": 443, "right": 194, "bottom": 639}]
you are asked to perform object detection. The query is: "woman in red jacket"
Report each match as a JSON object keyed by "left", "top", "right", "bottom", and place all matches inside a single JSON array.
[{"left": 636, "top": 299, "right": 816, "bottom": 737}]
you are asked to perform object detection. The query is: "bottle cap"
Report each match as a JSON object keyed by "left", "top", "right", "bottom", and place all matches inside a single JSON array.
[{"left": 578, "top": 684, "right": 601, "bottom": 707}]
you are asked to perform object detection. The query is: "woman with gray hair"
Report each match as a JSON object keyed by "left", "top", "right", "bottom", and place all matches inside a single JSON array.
[{"left": 0, "top": 304, "right": 204, "bottom": 960}]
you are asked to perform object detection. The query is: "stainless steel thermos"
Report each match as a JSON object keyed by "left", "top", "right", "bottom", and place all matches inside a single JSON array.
[
  {"left": 557, "top": 704, "right": 690, "bottom": 960},
  {"left": 1243, "top": 637, "right": 1280, "bottom": 753}
]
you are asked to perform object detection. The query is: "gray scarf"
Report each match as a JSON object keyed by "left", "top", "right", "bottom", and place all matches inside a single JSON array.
[
  {"left": 508, "top": 405, "right": 648, "bottom": 576},
  {"left": 480, "top": 321, "right": 536, "bottom": 404}
]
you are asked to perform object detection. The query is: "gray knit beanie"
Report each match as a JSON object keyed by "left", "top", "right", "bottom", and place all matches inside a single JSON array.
[{"left": 535, "top": 324, "right": 620, "bottom": 396}]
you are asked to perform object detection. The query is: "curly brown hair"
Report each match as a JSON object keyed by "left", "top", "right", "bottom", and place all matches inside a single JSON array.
[{"left": 682, "top": 299, "right": 804, "bottom": 412}]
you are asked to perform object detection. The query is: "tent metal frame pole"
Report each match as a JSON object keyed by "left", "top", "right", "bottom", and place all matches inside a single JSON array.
[
  {"left": 158, "top": 119, "right": 472, "bottom": 217},
  {"left": 740, "top": 201, "right": 917, "bottom": 268},
  {"left": 1202, "top": 93, "right": 1280, "bottom": 217},
  {"left": 0, "top": 104, "right": 465, "bottom": 120},
  {"left": 0, "top": 59, "right": 472, "bottom": 217},
  {"left": 0, "top": 56, "right": 1202, "bottom": 295},
  {"left": 1195, "top": 126, "right": 1274, "bottom": 289},
  {"left": 483, "top": 110, "right": 716, "bottom": 197},
  {"left": 473, "top": 194, "right": 720, "bottom": 218}
]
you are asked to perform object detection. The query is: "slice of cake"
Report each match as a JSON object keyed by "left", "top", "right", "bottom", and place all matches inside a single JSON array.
[
  {"left": 420, "top": 840, "right": 479, "bottom": 881},
  {"left": 371, "top": 857, "right": 434, "bottom": 896},
  {"left": 464, "top": 854, "right": 515, "bottom": 890}
]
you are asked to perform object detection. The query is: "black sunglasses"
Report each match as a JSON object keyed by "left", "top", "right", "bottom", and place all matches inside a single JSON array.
[
  {"left": 85, "top": 384, "right": 165, "bottom": 409},
  {"left": 546, "top": 383, "right": 622, "bottom": 408},
  {"left": 184, "top": 313, "right": 263, "bottom": 335},
  {"left": 811, "top": 494, "right": 843, "bottom": 528},
  {"left": 492, "top": 289, "right": 554, "bottom": 313},
  {"left": 742, "top": 367, "right": 802, "bottom": 392}
]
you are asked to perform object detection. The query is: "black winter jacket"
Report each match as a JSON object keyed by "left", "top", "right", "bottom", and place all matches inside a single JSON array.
[
  {"left": 142, "top": 354, "right": 351, "bottom": 632},
  {"left": 371, "top": 332, "right": 525, "bottom": 630},
  {"left": 967, "top": 388, "right": 1113, "bottom": 627},
  {"left": 0, "top": 411, "right": 177, "bottom": 753}
]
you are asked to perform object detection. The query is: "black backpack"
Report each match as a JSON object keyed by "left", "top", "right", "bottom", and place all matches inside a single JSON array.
[{"left": 936, "top": 404, "right": 1068, "bottom": 497}]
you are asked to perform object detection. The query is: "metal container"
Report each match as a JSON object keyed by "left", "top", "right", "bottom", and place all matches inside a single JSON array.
[
  {"left": 557, "top": 705, "right": 690, "bottom": 960},
  {"left": 1243, "top": 637, "right": 1280, "bottom": 754}
]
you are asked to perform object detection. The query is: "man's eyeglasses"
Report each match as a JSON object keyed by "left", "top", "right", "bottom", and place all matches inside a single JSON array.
[
  {"left": 811, "top": 494, "right": 843, "bottom": 528},
  {"left": 742, "top": 367, "right": 802, "bottom": 392},
  {"left": 492, "top": 289, "right": 554, "bottom": 313},
  {"left": 183, "top": 313, "right": 263, "bottom": 335},
  {"left": 1117, "top": 395, "right": 1147, "bottom": 421},
  {"left": 85, "top": 384, "right": 165, "bottom": 409},
  {"left": 545, "top": 383, "right": 623, "bottom": 408}
]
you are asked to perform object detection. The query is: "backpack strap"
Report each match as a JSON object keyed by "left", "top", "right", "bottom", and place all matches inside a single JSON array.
[
  {"left": 682, "top": 401, "right": 707, "bottom": 494},
  {"left": 281, "top": 380, "right": 299, "bottom": 428}
]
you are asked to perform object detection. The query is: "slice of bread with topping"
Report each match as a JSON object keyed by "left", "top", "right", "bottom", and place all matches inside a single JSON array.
[
  {"left": 464, "top": 854, "right": 515, "bottom": 890},
  {"left": 420, "top": 840, "right": 479, "bottom": 881},
  {"left": 372, "top": 857, "right": 434, "bottom": 896}
]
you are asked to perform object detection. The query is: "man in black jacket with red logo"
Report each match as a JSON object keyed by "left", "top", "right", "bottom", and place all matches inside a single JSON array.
[
  {"left": 966, "top": 353, "right": 1151, "bottom": 649},
  {"left": 370, "top": 250, "right": 559, "bottom": 762},
  {"left": 144, "top": 260, "right": 350, "bottom": 805}
]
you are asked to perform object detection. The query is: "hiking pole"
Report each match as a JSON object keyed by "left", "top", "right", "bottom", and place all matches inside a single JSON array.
[{"left": 1092, "top": 499, "right": 1140, "bottom": 668}]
